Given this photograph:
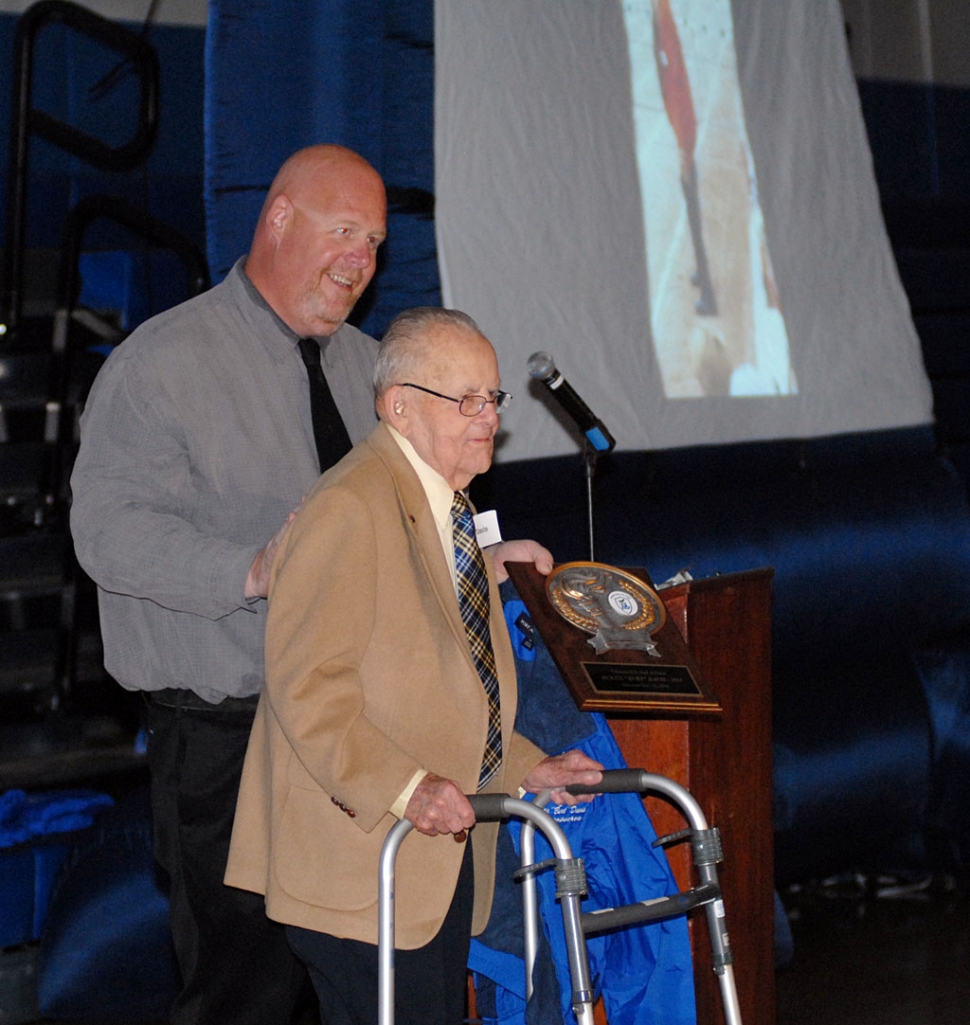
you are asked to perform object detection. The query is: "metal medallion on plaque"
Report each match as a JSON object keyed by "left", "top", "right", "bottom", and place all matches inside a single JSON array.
[{"left": 546, "top": 562, "right": 667, "bottom": 655}]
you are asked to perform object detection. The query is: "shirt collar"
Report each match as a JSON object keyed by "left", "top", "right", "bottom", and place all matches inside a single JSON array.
[
  {"left": 386, "top": 424, "right": 456, "bottom": 531},
  {"left": 237, "top": 259, "right": 335, "bottom": 358}
]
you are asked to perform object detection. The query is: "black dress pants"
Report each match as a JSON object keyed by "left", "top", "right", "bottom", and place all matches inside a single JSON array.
[
  {"left": 148, "top": 690, "right": 309, "bottom": 1025},
  {"left": 286, "top": 835, "right": 475, "bottom": 1025}
]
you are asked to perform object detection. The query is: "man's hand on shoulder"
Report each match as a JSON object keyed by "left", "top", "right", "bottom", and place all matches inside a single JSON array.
[
  {"left": 488, "top": 539, "right": 554, "bottom": 584},
  {"left": 404, "top": 773, "right": 476, "bottom": 837},
  {"left": 244, "top": 501, "right": 304, "bottom": 599}
]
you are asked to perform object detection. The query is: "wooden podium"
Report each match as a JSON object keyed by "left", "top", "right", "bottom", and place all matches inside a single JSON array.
[
  {"left": 509, "top": 565, "right": 775, "bottom": 1025},
  {"left": 609, "top": 569, "right": 774, "bottom": 1025}
]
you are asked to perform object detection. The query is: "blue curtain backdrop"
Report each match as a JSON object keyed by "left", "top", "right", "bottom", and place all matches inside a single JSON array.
[{"left": 203, "top": 0, "right": 439, "bottom": 339}]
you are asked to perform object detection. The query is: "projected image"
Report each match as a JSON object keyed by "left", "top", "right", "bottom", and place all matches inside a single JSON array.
[{"left": 623, "top": 0, "right": 797, "bottom": 398}]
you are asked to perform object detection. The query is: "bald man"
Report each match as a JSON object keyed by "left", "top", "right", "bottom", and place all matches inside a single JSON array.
[
  {"left": 71, "top": 147, "right": 551, "bottom": 1025},
  {"left": 227, "top": 308, "right": 602, "bottom": 1025}
]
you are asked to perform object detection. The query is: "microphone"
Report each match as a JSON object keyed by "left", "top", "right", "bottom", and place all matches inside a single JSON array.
[{"left": 527, "top": 352, "right": 616, "bottom": 452}]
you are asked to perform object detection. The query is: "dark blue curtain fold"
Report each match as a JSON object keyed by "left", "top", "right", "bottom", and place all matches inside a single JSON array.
[{"left": 204, "top": 0, "right": 438, "bottom": 337}]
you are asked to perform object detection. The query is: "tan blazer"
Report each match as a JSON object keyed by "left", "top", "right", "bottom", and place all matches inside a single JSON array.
[{"left": 226, "top": 423, "right": 545, "bottom": 948}]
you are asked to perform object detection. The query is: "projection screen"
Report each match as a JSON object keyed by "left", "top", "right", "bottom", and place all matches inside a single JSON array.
[{"left": 434, "top": 0, "right": 933, "bottom": 463}]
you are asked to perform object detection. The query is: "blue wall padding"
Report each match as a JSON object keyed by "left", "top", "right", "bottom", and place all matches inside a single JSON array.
[
  {"left": 772, "top": 657, "right": 932, "bottom": 884},
  {"left": 203, "top": 0, "right": 439, "bottom": 337},
  {"left": 204, "top": 0, "right": 383, "bottom": 281},
  {"left": 914, "top": 637, "right": 970, "bottom": 870}
]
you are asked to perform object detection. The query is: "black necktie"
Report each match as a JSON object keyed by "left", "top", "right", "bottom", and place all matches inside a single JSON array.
[{"left": 297, "top": 338, "right": 353, "bottom": 473}]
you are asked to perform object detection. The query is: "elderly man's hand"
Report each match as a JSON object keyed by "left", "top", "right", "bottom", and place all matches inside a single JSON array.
[
  {"left": 489, "top": 539, "right": 555, "bottom": 584},
  {"left": 404, "top": 773, "right": 477, "bottom": 837},
  {"left": 522, "top": 750, "right": 604, "bottom": 806}
]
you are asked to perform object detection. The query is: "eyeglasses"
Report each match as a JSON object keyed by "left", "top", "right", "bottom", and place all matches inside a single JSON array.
[{"left": 399, "top": 382, "right": 512, "bottom": 417}]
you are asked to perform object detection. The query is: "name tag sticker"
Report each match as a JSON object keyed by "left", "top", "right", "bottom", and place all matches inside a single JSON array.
[{"left": 473, "top": 509, "right": 502, "bottom": 547}]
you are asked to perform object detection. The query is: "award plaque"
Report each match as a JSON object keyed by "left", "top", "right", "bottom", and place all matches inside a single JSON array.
[{"left": 506, "top": 560, "right": 721, "bottom": 716}]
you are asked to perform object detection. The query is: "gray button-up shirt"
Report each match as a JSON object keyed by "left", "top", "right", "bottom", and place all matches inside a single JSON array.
[{"left": 70, "top": 259, "right": 379, "bottom": 701}]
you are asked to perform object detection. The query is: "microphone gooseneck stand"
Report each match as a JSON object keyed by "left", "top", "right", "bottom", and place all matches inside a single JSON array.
[
  {"left": 525, "top": 352, "right": 615, "bottom": 560},
  {"left": 584, "top": 439, "right": 601, "bottom": 562}
]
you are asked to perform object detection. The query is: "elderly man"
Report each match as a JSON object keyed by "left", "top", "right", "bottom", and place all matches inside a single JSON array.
[
  {"left": 71, "top": 147, "right": 551, "bottom": 1025},
  {"left": 226, "top": 307, "right": 602, "bottom": 1025}
]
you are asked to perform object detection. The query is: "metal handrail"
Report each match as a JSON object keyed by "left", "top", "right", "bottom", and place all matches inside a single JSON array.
[
  {"left": 56, "top": 193, "right": 210, "bottom": 325},
  {"left": 48, "top": 192, "right": 209, "bottom": 468},
  {"left": 3, "top": 0, "right": 160, "bottom": 334}
]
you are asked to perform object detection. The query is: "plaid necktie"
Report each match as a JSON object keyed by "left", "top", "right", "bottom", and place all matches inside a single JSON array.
[
  {"left": 451, "top": 491, "right": 502, "bottom": 789},
  {"left": 297, "top": 338, "right": 353, "bottom": 473}
]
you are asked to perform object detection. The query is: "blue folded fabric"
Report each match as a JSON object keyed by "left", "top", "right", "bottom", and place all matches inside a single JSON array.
[{"left": 0, "top": 789, "right": 114, "bottom": 849}]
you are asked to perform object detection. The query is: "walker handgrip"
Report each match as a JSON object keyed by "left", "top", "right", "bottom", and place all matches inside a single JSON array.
[
  {"left": 565, "top": 768, "right": 647, "bottom": 796},
  {"left": 467, "top": 793, "right": 513, "bottom": 822}
]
